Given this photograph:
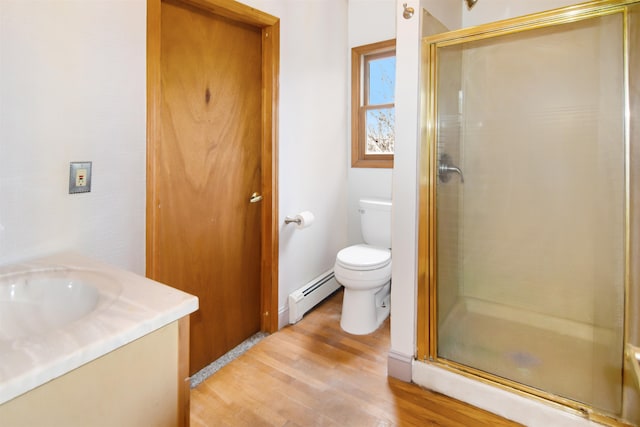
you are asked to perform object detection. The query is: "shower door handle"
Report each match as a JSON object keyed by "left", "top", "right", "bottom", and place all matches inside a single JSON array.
[
  {"left": 438, "top": 154, "right": 465, "bottom": 183},
  {"left": 627, "top": 343, "right": 640, "bottom": 390}
]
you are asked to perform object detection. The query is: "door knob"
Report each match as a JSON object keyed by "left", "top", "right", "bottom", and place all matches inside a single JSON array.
[{"left": 249, "top": 192, "right": 263, "bottom": 203}]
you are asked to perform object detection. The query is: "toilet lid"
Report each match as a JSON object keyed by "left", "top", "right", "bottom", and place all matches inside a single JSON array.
[{"left": 336, "top": 244, "right": 391, "bottom": 271}]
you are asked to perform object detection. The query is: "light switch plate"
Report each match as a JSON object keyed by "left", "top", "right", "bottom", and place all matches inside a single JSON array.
[{"left": 69, "top": 161, "right": 92, "bottom": 194}]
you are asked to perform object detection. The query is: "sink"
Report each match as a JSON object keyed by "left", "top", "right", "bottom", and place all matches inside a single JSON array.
[
  {"left": 0, "top": 253, "right": 198, "bottom": 408},
  {"left": 0, "top": 269, "right": 115, "bottom": 341}
]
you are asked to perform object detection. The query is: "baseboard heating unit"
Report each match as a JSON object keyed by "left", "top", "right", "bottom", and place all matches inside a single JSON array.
[{"left": 288, "top": 270, "right": 341, "bottom": 324}]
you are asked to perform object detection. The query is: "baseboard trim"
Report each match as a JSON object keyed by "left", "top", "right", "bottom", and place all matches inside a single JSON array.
[
  {"left": 387, "top": 350, "right": 413, "bottom": 382},
  {"left": 278, "top": 306, "right": 289, "bottom": 330}
]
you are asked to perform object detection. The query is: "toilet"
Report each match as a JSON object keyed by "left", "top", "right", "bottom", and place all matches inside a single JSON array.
[{"left": 334, "top": 198, "right": 392, "bottom": 335}]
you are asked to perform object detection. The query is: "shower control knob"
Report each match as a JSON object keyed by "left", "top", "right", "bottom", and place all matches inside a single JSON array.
[{"left": 438, "top": 154, "right": 465, "bottom": 184}]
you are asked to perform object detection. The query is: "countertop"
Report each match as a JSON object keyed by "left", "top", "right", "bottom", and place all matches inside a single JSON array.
[{"left": 0, "top": 252, "right": 199, "bottom": 404}]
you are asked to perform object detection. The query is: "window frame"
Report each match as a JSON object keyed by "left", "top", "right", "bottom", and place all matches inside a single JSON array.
[{"left": 351, "top": 39, "right": 396, "bottom": 168}]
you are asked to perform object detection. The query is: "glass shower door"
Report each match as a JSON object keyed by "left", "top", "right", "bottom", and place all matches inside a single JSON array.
[{"left": 432, "top": 11, "right": 626, "bottom": 416}]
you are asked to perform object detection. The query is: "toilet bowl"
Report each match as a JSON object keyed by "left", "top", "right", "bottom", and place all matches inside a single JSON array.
[
  {"left": 335, "top": 244, "right": 391, "bottom": 334},
  {"left": 334, "top": 198, "right": 392, "bottom": 335}
]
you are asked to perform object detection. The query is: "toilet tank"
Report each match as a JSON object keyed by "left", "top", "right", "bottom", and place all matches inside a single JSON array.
[{"left": 359, "top": 198, "right": 392, "bottom": 248}]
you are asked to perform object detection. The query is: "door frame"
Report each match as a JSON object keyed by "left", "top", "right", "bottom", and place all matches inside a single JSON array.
[{"left": 146, "top": 0, "right": 280, "bottom": 333}]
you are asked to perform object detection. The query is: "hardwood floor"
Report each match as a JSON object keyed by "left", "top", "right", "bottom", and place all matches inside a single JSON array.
[{"left": 190, "top": 290, "right": 522, "bottom": 426}]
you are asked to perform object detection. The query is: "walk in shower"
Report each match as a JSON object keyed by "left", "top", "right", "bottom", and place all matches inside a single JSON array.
[{"left": 418, "top": 1, "right": 640, "bottom": 425}]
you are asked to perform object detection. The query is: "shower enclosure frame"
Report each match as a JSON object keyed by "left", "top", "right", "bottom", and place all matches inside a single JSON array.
[{"left": 416, "top": 1, "right": 640, "bottom": 425}]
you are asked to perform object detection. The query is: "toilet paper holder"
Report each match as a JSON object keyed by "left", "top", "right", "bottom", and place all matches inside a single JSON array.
[
  {"left": 284, "top": 216, "right": 302, "bottom": 225},
  {"left": 285, "top": 211, "right": 315, "bottom": 229}
]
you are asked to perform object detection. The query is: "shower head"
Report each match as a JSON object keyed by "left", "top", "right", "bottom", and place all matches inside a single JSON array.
[{"left": 465, "top": 0, "right": 478, "bottom": 9}]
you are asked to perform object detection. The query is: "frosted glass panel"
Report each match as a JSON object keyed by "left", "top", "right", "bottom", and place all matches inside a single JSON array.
[{"left": 435, "top": 13, "right": 625, "bottom": 415}]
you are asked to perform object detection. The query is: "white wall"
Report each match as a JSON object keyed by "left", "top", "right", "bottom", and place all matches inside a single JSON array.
[
  {"left": 236, "top": 0, "right": 350, "bottom": 327},
  {"left": 0, "top": 0, "right": 146, "bottom": 273},
  {"left": 0, "top": 0, "right": 590, "bottom": 367},
  {"left": 388, "top": 0, "right": 461, "bottom": 372},
  {"left": 461, "top": 0, "right": 581, "bottom": 27},
  {"left": 1, "top": 0, "right": 349, "bottom": 330},
  {"left": 346, "top": 0, "right": 395, "bottom": 245}
]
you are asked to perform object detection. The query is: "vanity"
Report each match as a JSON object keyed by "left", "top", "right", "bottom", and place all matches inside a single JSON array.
[{"left": 0, "top": 252, "right": 198, "bottom": 427}]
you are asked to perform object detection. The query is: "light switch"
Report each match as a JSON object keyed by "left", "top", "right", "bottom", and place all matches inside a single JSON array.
[{"left": 69, "top": 162, "right": 92, "bottom": 194}]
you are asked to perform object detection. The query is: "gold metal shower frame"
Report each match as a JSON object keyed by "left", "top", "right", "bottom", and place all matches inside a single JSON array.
[{"left": 416, "top": 1, "right": 639, "bottom": 425}]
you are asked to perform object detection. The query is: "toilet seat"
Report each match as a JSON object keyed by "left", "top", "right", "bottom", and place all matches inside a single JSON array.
[{"left": 336, "top": 244, "right": 391, "bottom": 271}]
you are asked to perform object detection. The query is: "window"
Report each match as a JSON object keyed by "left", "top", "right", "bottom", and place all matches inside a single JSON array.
[{"left": 351, "top": 39, "right": 396, "bottom": 168}]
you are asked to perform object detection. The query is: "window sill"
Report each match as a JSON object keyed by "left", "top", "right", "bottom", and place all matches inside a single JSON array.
[{"left": 351, "top": 157, "right": 394, "bottom": 169}]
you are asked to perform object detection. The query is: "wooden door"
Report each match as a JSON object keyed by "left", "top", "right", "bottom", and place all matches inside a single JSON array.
[{"left": 147, "top": 0, "right": 280, "bottom": 375}]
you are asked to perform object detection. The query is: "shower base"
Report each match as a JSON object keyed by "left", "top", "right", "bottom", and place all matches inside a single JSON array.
[{"left": 437, "top": 297, "right": 622, "bottom": 416}]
